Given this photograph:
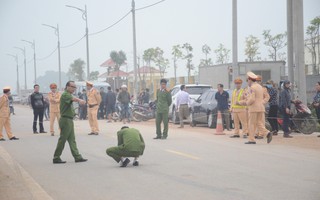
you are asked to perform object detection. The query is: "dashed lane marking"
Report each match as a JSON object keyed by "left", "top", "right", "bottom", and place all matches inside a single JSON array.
[{"left": 166, "top": 149, "right": 201, "bottom": 160}]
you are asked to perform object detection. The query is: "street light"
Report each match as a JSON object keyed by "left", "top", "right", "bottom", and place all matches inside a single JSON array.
[
  {"left": 6, "top": 54, "right": 20, "bottom": 97},
  {"left": 14, "top": 46, "right": 27, "bottom": 90},
  {"left": 42, "top": 23, "right": 61, "bottom": 89},
  {"left": 66, "top": 4, "right": 90, "bottom": 80},
  {"left": 22, "top": 39, "right": 37, "bottom": 84}
]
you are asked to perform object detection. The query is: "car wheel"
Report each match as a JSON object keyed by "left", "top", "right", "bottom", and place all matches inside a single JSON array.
[
  {"left": 172, "top": 109, "right": 179, "bottom": 124},
  {"left": 208, "top": 113, "right": 215, "bottom": 129},
  {"left": 190, "top": 112, "right": 196, "bottom": 127}
]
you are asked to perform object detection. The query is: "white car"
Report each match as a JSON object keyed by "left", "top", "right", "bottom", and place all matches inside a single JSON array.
[{"left": 169, "top": 84, "right": 211, "bottom": 124}]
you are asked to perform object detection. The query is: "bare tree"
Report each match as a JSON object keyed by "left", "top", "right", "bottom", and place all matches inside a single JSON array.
[
  {"left": 182, "top": 43, "right": 194, "bottom": 81},
  {"left": 172, "top": 45, "right": 183, "bottom": 84},
  {"left": 199, "top": 44, "right": 213, "bottom": 67},
  {"left": 214, "top": 43, "right": 230, "bottom": 64},
  {"left": 262, "top": 30, "right": 287, "bottom": 61},
  {"left": 245, "top": 35, "right": 260, "bottom": 62}
]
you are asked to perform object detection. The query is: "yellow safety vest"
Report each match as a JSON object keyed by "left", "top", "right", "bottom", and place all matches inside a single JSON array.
[{"left": 232, "top": 88, "right": 246, "bottom": 109}]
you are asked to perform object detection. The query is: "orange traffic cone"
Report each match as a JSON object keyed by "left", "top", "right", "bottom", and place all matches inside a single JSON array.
[{"left": 215, "top": 111, "right": 225, "bottom": 135}]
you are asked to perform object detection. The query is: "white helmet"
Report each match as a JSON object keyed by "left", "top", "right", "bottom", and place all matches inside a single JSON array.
[{"left": 121, "top": 85, "right": 127, "bottom": 88}]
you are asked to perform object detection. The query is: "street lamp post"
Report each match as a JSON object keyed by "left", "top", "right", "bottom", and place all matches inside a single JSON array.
[
  {"left": 43, "top": 23, "right": 61, "bottom": 89},
  {"left": 14, "top": 46, "right": 27, "bottom": 89},
  {"left": 22, "top": 39, "right": 37, "bottom": 84},
  {"left": 7, "top": 54, "right": 20, "bottom": 97},
  {"left": 66, "top": 4, "right": 90, "bottom": 80}
]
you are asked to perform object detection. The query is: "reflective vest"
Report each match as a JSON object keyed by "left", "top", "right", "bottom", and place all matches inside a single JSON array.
[{"left": 232, "top": 88, "right": 246, "bottom": 109}]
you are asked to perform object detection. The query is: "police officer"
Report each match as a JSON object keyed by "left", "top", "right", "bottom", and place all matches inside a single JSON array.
[
  {"left": 154, "top": 79, "right": 172, "bottom": 140},
  {"left": 86, "top": 81, "right": 101, "bottom": 135},
  {"left": 48, "top": 83, "right": 61, "bottom": 136},
  {"left": 0, "top": 87, "right": 19, "bottom": 141},
  {"left": 53, "top": 81, "right": 87, "bottom": 164},
  {"left": 106, "top": 126, "right": 145, "bottom": 167},
  {"left": 237, "top": 72, "right": 272, "bottom": 144},
  {"left": 230, "top": 78, "right": 248, "bottom": 138}
]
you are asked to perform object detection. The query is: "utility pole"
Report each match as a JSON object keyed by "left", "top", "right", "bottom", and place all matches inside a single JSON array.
[
  {"left": 232, "top": 0, "right": 239, "bottom": 88},
  {"left": 66, "top": 4, "right": 90, "bottom": 80},
  {"left": 132, "top": 0, "right": 138, "bottom": 99},
  {"left": 14, "top": 46, "right": 27, "bottom": 89},
  {"left": 22, "top": 39, "right": 37, "bottom": 84},
  {"left": 43, "top": 23, "right": 62, "bottom": 89},
  {"left": 7, "top": 54, "right": 20, "bottom": 97},
  {"left": 292, "top": 0, "right": 307, "bottom": 104},
  {"left": 287, "top": 0, "right": 294, "bottom": 87}
]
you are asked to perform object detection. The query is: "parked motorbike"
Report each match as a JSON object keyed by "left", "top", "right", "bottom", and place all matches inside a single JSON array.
[
  {"left": 132, "top": 102, "right": 156, "bottom": 121},
  {"left": 266, "top": 99, "right": 317, "bottom": 134}
]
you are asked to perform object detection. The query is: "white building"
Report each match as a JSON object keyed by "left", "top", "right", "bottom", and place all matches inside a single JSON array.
[{"left": 199, "top": 61, "right": 286, "bottom": 88}]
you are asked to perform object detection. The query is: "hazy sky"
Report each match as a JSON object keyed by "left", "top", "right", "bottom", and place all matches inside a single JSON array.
[{"left": 1, "top": 0, "right": 319, "bottom": 92}]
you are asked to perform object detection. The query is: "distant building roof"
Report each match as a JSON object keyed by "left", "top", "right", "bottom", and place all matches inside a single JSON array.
[
  {"left": 99, "top": 70, "right": 129, "bottom": 78},
  {"left": 100, "top": 58, "right": 127, "bottom": 68},
  {"left": 128, "top": 66, "right": 161, "bottom": 74}
]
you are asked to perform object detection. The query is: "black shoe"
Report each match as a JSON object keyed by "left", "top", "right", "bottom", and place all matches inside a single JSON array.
[
  {"left": 153, "top": 136, "right": 161, "bottom": 139},
  {"left": 0, "top": 138, "right": 5, "bottom": 141},
  {"left": 243, "top": 134, "right": 248, "bottom": 139},
  {"left": 9, "top": 136, "right": 19, "bottom": 140},
  {"left": 283, "top": 134, "right": 293, "bottom": 138},
  {"left": 40, "top": 131, "right": 47, "bottom": 133},
  {"left": 245, "top": 141, "right": 256, "bottom": 144},
  {"left": 318, "top": 135, "right": 320, "bottom": 137},
  {"left": 75, "top": 158, "right": 88, "bottom": 163},
  {"left": 120, "top": 158, "right": 130, "bottom": 167},
  {"left": 161, "top": 136, "right": 167, "bottom": 140},
  {"left": 267, "top": 132, "right": 273, "bottom": 143},
  {"left": 88, "top": 132, "right": 96, "bottom": 135},
  {"left": 230, "top": 135, "right": 240, "bottom": 138},
  {"left": 33, "top": 131, "right": 39, "bottom": 134},
  {"left": 272, "top": 131, "right": 278, "bottom": 136},
  {"left": 53, "top": 159, "right": 66, "bottom": 164},
  {"left": 133, "top": 161, "right": 139, "bottom": 166},
  {"left": 256, "top": 136, "right": 264, "bottom": 139}
]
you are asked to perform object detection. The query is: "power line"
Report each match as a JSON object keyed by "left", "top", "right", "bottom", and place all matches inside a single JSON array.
[
  {"left": 61, "top": 34, "right": 86, "bottom": 48},
  {"left": 37, "top": 46, "right": 58, "bottom": 61},
  {"left": 135, "top": 0, "right": 166, "bottom": 11},
  {"left": 89, "top": 10, "right": 131, "bottom": 36}
]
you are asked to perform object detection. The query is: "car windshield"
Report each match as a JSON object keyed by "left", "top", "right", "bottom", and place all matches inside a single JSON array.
[{"left": 186, "top": 87, "right": 211, "bottom": 95}]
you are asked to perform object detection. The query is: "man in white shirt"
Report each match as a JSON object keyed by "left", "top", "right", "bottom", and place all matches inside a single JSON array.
[{"left": 176, "top": 85, "right": 191, "bottom": 128}]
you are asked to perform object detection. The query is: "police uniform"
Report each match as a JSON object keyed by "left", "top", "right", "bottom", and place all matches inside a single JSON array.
[
  {"left": 53, "top": 90, "right": 84, "bottom": 163},
  {"left": 86, "top": 82, "right": 101, "bottom": 135},
  {"left": 0, "top": 87, "right": 18, "bottom": 141},
  {"left": 48, "top": 84, "right": 61, "bottom": 135},
  {"left": 155, "top": 88, "right": 172, "bottom": 139},
  {"left": 256, "top": 76, "right": 270, "bottom": 138},
  {"left": 106, "top": 127, "right": 145, "bottom": 164},
  {"left": 230, "top": 79, "right": 248, "bottom": 137},
  {"left": 239, "top": 72, "right": 272, "bottom": 144}
]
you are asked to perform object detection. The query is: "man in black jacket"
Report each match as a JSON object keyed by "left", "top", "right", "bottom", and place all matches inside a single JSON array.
[
  {"left": 104, "top": 86, "right": 116, "bottom": 122},
  {"left": 279, "top": 80, "right": 293, "bottom": 138},
  {"left": 30, "top": 84, "right": 47, "bottom": 134}
]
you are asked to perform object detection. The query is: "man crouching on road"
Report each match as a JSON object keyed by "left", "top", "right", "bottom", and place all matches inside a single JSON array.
[{"left": 106, "top": 126, "right": 145, "bottom": 167}]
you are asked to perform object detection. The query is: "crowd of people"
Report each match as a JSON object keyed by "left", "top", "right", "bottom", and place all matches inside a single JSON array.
[{"left": 0, "top": 75, "right": 319, "bottom": 166}]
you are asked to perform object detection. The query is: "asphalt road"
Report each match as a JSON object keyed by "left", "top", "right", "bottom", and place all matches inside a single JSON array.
[{"left": 0, "top": 105, "right": 319, "bottom": 200}]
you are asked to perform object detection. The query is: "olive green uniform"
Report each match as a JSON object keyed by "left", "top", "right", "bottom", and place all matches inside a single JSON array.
[
  {"left": 53, "top": 91, "right": 83, "bottom": 162},
  {"left": 155, "top": 89, "right": 172, "bottom": 138},
  {"left": 106, "top": 128, "right": 145, "bottom": 163}
]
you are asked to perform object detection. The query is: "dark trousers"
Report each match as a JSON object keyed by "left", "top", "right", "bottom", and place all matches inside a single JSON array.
[
  {"left": 268, "top": 105, "right": 279, "bottom": 132},
  {"left": 79, "top": 105, "right": 87, "bottom": 120},
  {"left": 33, "top": 108, "right": 44, "bottom": 132},
  {"left": 98, "top": 105, "right": 105, "bottom": 119},
  {"left": 316, "top": 108, "right": 320, "bottom": 124},
  {"left": 156, "top": 112, "right": 169, "bottom": 138},
  {"left": 121, "top": 104, "right": 130, "bottom": 119},
  {"left": 281, "top": 108, "right": 290, "bottom": 134}
]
